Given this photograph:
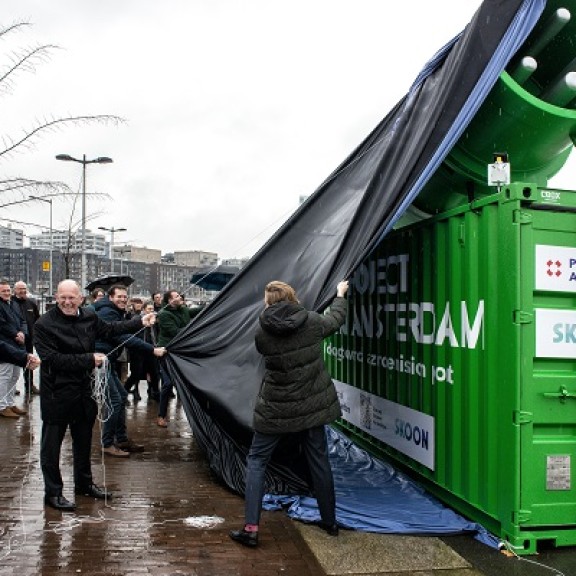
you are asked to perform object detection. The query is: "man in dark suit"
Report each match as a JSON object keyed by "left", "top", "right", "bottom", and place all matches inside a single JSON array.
[{"left": 12, "top": 281, "right": 40, "bottom": 395}]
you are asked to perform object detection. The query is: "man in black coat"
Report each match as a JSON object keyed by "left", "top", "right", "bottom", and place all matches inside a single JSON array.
[
  {"left": 34, "top": 279, "right": 157, "bottom": 511},
  {"left": 0, "top": 279, "right": 28, "bottom": 417},
  {"left": 12, "top": 281, "right": 40, "bottom": 395}
]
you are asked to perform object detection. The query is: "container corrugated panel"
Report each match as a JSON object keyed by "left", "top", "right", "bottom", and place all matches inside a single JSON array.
[{"left": 326, "top": 183, "right": 576, "bottom": 553}]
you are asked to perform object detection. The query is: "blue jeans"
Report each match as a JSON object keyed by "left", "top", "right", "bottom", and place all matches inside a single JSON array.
[
  {"left": 244, "top": 426, "right": 336, "bottom": 526},
  {"left": 158, "top": 360, "right": 173, "bottom": 419},
  {"left": 101, "top": 366, "right": 128, "bottom": 448}
]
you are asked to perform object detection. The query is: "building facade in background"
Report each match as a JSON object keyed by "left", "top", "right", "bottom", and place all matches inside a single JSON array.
[
  {"left": 0, "top": 247, "right": 233, "bottom": 306},
  {"left": 173, "top": 250, "right": 218, "bottom": 267},
  {"left": 112, "top": 245, "right": 162, "bottom": 265},
  {"left": 29, "top": 229, "right": 107, "bottom": 256},
  {"left": 0, "top": 225, "right": 24, "bottom": 249},
  {"left": 222, "top": 257, "right": 250, "bottom": 268}
]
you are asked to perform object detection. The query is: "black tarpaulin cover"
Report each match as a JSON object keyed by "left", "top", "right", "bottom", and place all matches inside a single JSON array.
[{"left": 168, "top": 0, "right": 545, "bottom": 496}]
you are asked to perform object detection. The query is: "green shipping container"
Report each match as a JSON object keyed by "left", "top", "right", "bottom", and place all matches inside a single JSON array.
[
  {"left": 324, "top": 1, "right": 576, "bottom": 554},
  {"left": 326, "top": 183, "right": 576, "bottom": 554}
]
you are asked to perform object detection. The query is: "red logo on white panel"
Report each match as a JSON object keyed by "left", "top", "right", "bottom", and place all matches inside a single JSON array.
[{"left": 546, "top": 260, "right": 562, "bottom": 277}]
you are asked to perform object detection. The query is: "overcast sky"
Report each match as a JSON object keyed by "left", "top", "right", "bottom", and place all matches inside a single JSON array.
[{"left": 2, "top": 1, "right": 575, "bottom": 260}]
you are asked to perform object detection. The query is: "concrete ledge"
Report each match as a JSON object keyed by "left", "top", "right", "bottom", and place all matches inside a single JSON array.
[{"left": 294, "top": 523, "right": 483, "bottom": 575}]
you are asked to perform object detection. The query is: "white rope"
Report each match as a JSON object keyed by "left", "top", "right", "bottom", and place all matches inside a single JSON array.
[
  {"left": 501, "top": 541, "right": 567, "bottom": 575},
  {"left": 92, "top": 357, "right": 112, "bottom": 423}
]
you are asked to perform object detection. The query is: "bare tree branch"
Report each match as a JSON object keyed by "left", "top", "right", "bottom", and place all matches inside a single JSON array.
[
  {"left": 0, "top": 44, "right": 59, "bottom": 93},
  {"left": 0, "top": 20, "right": 123, "bottom": 280},
  {"left": 0, "top": 115, "right": 125, "bottom": 161},
  {"left": 0, "top": 178, "right": 70, "bottom": 194},
  {"left": 0, "top": 21, "right": 32, "bottom": 40},
  {"left": 0, "top": 215, "right": 49, "bottom": 229}
]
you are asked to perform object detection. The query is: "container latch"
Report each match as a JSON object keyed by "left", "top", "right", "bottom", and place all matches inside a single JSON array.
[
  {"left": 543, "top": 386, "right": 576, "bottom": 403},
  {"left": 513, "top": 310, "right": 533, "bottom": 324}
]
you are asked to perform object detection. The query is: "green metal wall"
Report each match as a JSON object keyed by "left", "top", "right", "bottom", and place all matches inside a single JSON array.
[{"left": 326, "top": 183, "right": 576, "bottom": 553}]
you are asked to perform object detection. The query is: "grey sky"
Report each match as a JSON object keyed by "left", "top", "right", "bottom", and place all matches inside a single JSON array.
[{"left": 3, "top": 1, "right": 574, "bottom": 260}]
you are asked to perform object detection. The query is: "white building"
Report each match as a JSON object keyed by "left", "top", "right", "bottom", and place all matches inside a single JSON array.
[
  {"left": 29, "top": 229, "right": 107, "bottom": 256},
  {"left": 112, "top": 245, "right": 161, "bottom": 264},
  {"left": 0, "top": 225, "right": 24, "bottom": 249},
  {"left": 174, "top": 250, "right": 218, "bottom": 268}
]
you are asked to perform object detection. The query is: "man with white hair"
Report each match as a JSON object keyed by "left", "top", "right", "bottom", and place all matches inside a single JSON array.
[
  {"left": 34, "top": 279, "right": 157, "bottom": 511},
  {"left": 12, "top": 281, "right": 40, "bottom": 395}
]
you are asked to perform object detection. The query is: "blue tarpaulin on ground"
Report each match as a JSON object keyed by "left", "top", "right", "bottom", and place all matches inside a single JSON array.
[{"left": 264, "top": 427, "right": 500, "bottom": 548}]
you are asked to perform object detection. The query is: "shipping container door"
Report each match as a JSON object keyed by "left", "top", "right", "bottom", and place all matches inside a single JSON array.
[{"left": 520, "top": 208, "right": 576, "bottom": 526}]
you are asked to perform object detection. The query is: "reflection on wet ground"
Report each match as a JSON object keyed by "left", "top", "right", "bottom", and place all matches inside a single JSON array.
[
  {"left": 2, "top": 381, "right": 575, "bottom": 576},
  {"left": 0, "top": 384, "right": 323, "bottom": 576}
]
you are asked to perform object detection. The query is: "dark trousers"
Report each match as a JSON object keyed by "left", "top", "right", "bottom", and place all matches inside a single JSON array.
[
  {"left": 158, "top": 360, "right": 173, "bottom": 418},
  {"left": 124, "top": 351, "right": 145, "bottom": 395},
  {"left": 102, "top": 367, "right": 128, "bottom": 447},
  {"left": 23, "top": 368, "right": 34, "bottom": 390},
  {"left": 146, "top": 357, "right": 160, "bottom": 398},
  {"left": 125, "top": 354, "right": 160, "bottom": 398},
  {"left": 40, "top": 418, "right": 95, "bottom": 497},
  {"left": 244, "top": 426, "right": 336, "bottom": 526},
  {"left": 24, "top": 339, "right": 34, "bottom": 390}
]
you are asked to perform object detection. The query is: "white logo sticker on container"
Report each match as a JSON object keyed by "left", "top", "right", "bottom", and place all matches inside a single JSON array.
[
  {"left": 535, "top": 308, "right": 576, "bottom": 358},
  {"left": 535, "top": 245, "right": 576, "bottom": 293},
  {"left": 334, "top": 380, "right": 435, "bottom": 470}
]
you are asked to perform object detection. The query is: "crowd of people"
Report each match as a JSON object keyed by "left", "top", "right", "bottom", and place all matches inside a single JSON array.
[
  {"left": 0, "top": 278, "right": 197, "bottom": 511},
  {"left": 1, "top": 276, "right": 350, "bottom": 548}
]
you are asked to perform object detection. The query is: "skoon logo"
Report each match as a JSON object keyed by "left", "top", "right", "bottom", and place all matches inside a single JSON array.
[{"left": 546, "top": 259, "right": 562, "bottom": 277}]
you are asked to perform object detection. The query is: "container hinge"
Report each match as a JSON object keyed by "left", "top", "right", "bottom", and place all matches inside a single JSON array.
[
  {"left": 513, "top": 210, "right": 532, "bottom": 224},
  {"left": 543, "top": 385, "right": 576, "bottom": 403},
  {"left": 513, "top": 410, "right": 533, "bottom": 424},
  {"left": 512, "top": 510, "right": 532, "bottom": 524},
  {"left": 513, "top": 310, "right": 533, "bottom": 324}
]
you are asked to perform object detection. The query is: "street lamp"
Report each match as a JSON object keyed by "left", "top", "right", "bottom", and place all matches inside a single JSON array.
[
  {"left": 98, "top": 226, "right": 127, "bottom": 273},
  {"left": 28, "top": 195, "right": 53, "bottom": 297},
  {"left": 55, "top": 154, "right": 113, "bottom": 292},
  {"left": 117, "top": 245, "right": 130, "bottom": 274}
]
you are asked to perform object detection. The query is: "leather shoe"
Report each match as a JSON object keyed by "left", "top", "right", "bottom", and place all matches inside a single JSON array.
[
  {"left": 116, "top": 439, "right": 145, "bottom": 453},
  {"left": 103, "top": 445, "right": 130, "bottom": 457},
  {"left": 44, "top": 495, "right": 76, "bottom": 511},
  {"left": 9, "top": 405, "right": 27, "bottom": 415},
  {"left": 75, "top": 483, "right": 110, "bottom": 499},
  {"left": 318, "top": 522, "right": 339, "bottom": 536},
  {"left": 229, "top": 528, "right": 258, "bottom": 547}
]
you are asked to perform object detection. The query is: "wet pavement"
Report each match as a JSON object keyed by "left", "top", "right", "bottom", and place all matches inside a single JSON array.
[{"left": 0, "top": 378, "right": 574, "bottom": 576}]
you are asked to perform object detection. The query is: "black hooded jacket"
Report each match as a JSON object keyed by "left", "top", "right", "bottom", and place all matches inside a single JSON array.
[{"left": 253, "top": 297, "right": 347, "bottom": 434}]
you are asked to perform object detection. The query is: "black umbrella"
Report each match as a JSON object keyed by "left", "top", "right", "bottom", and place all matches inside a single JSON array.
[
  {"left": 85, "top": 274, "right": 134, "bottom": 292},
  {"left": 190, "top": 265, "right": 239, "bottom": 292}
]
